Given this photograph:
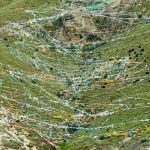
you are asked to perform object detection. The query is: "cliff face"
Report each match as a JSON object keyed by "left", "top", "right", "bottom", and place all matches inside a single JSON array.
[
  {"left": 49, "top": 0, "right": 139, "bottom": 45},
  {"left": 53, "top": 9, "right": 97, "bottom": 44}
]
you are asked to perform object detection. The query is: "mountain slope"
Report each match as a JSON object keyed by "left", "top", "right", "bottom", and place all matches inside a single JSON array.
[{"left": 0, "top": 0, "right": 150, "bottom": 149}]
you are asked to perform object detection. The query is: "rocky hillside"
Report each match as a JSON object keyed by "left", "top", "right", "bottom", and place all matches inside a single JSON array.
[{"left": 0, "top": 0, "right": 150, "bottom": 149}]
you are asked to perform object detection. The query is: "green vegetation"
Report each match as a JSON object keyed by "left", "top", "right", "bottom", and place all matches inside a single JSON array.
[{"left": 0, "top": 0, "right": 150, "bottom": 150}]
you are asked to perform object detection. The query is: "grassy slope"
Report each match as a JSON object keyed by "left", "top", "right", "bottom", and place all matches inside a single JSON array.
[
  {"left": 0, "top": 1, "right": 73, "bottom": 149},
  {"left": 62, "top": 23, "right": 150, "bottom": 149},
  {"left": 0, "top": 0, "right": 58, "bottom": 26},
  {"left": 0, "top": 1, "right": 150, "bottom": 150}
]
